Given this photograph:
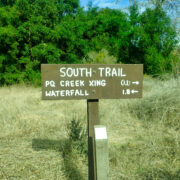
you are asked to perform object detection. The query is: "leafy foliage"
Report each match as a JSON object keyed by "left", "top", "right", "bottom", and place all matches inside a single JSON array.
[
  {"left": 0, "top": 1, "right": 178, "bottom": 85},
  {"left": 83, "top": 49, "right": 117, "bottom": 64}
]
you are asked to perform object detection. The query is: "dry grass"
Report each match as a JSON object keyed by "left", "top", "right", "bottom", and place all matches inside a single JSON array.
[{"left": 0, "top": 76, "right": 180, "bottom": 179}]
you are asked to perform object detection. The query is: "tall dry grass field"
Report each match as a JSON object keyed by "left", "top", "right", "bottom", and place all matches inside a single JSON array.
[{"left": 0, "top": 76, "right": 180, "bottom": 179}]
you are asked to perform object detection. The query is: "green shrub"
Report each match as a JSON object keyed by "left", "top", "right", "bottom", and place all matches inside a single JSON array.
[
  {"left": 144, "top": 46, "right": 166, "bottom": 75},
  {"left": 67, "top": 117, "right": 87, "bottom": 155},
  {"left": 83, "top": 49, "right": 117, "bottom": 64}
]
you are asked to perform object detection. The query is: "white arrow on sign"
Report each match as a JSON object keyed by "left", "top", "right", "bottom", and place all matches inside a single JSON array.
[
  {"left": 131, "top": 90, "right": 139, "bottom": 94},
  {"left": 132, "top": 81, "right": 139, "bottom": 85}
]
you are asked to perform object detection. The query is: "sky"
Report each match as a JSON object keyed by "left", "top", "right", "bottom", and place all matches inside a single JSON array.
[{"left": 80, "top": 0, "right": 130, "bottom": 10}]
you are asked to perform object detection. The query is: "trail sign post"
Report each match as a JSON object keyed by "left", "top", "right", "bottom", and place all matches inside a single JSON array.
[{"left": 41, "top": 64, "right": 143, "bottom": 180}]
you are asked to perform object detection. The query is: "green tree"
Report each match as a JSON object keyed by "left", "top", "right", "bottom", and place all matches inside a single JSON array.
[
  {"left": 54, "top": 12, "right": 88, "bottom": 64},
  {"left": 15, "top": 0, "right": 61, "bottom": 83},
  {"left": 127, "top": 3, "right": 143, "bottom": 64},
  {"left": 84, "top": 8, "right": 131, "bottom": 63},
  {"left": 0, "top": 6, "right": 20, "bottom": 84},
  {"left": 139, "top": 7, "right": 177, "bottom": 74}
]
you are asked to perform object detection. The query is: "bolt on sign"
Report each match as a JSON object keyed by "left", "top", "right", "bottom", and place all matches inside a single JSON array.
[{"left": 41, "top": 64, "right": 143, "bottom": 100}]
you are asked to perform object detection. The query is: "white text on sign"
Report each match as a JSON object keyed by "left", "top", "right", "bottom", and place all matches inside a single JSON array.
[{"left": 60, "top": 67, "right": 126, "bottom": 77}]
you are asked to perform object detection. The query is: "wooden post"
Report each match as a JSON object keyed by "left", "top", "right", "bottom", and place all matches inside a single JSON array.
[
  {"left": 94, "top": 125, "right": 109, "bottom": 180},
  {"left": 87, "top": 99, "right": 99, "bottom": 180}
]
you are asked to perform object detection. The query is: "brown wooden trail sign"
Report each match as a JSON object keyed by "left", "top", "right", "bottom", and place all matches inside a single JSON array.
[
  {"left": 41, "top": 64, "right": 143, "bottom": 180},
  {"left": 41, "top": 64, "right": 143, "bottom": 100}
]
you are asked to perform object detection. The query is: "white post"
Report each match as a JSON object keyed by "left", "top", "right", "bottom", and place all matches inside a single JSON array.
[{"left": 94, "top": 125, "right": 109, "bottom": 180}]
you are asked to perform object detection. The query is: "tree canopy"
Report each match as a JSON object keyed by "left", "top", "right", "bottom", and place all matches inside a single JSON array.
[{"left": 0, "top": 0, "right": 178, "bottom": 85}]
